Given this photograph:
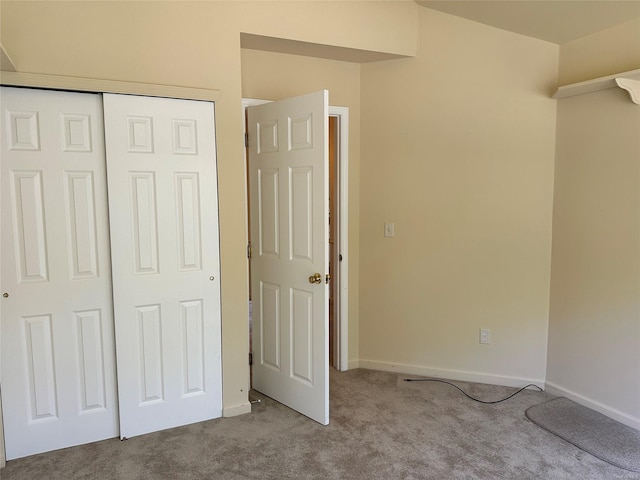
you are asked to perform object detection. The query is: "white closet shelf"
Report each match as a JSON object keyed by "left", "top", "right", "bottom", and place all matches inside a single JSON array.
[{"left": 553, "top": 69, "right": 640, "bottom": 105}]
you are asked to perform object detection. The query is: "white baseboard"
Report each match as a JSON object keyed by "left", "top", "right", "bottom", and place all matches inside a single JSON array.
[
  {"left": 357, "top": 359, "right": 546, "bottom": 389},
  {"left": 544, "top": 381, "right": 640, "bottom": 431},
  {"left": 222, "top": 401, "right": 252, "bottom": 418},
  {"left": 347, "top": 359, "right": 360, "bottom": 370}
]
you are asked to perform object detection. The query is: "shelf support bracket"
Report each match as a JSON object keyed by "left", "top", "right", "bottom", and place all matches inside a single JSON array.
[{"left": 615, "top": 78, "right": 640, "bottom": 105}]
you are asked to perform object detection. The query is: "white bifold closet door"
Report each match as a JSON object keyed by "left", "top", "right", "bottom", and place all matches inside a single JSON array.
[{"left": 0, "top": 87, "right": 222, "bottom": 459}]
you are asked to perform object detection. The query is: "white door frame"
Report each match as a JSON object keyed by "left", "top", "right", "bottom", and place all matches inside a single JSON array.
[
  {"left": 242, "top": 98, "right": 349, "bottom": 371},
  {"left": 331, "top": 106, "right": 349, "bottom": 373}
]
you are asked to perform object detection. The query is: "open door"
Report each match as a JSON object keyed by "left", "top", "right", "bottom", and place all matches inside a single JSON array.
[{"left": 248, "top": 91, "right": 329, "bottom": 425}]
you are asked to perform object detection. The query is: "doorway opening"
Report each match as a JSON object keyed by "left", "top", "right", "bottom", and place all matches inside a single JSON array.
[{"left": 242, "top": 99, "right": 349, "bottom": 380}]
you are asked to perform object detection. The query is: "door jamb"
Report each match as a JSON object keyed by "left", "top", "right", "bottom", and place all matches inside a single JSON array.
[
  {"left": 331, "top": 106, "right": 349, "bottom": 372},
  {"left": 242, "top": 98, "right": 349, "bottom": 372}
]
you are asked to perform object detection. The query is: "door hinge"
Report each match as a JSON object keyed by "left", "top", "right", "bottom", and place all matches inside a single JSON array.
[
  {"left": 244, "top": 132, "right": 249, "bottom": 148},
  {"left": 249, "top": 352, "right": 253, "bottom": 365},
  {"left": 326, "top": 273, "right": 331, "bottom": 284},
  {"left": 247, "top": 243, "right": 252, "bottom": 259}
]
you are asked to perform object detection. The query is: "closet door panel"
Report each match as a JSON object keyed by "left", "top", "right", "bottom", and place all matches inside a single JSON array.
[
  {"left": 103, "top": 94, "right": 222, "bottom": 439},
  {"left": 0, "top": 87, "right": 118, "bottom": 460}
]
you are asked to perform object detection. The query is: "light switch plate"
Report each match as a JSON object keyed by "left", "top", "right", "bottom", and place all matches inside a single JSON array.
[
  {"left": 384, "top": 222, "right": 394, "bottom": 237},
  {"left": 480, "top": 328, "right": 491, "bottom": 344}
]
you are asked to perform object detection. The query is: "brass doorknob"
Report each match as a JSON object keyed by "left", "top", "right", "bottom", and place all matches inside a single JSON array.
[
  {"left": 2, "top": 292, "right": 8, "bottom": 298},
  {"left": 308, "top": 273, "right": 322, "bottom": 284}
]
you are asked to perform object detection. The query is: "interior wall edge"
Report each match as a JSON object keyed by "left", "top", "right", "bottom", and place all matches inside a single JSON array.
[
  {"left": 222, "top": 401, "right": 252, "bottom": 418},
  {"left": 348, "top": 360, "right": 361, "bottom": 370},
  {"left": 0, "top": 44, "right": 16, "bottom": 72},
  {"left": 544, "top": 381, "right": 640, "bottom": 431}
]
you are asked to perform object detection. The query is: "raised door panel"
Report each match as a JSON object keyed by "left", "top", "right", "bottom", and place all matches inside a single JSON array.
[
  {"left": 74, "top": 309, "right": 108, "bottom": 412},
  {"left": 258, "top": 168, "right": 280, "bottom": 257},
  {"left": 260, "top": 281, "right": 281, "bottom": 371},
  {"left": 129, "top": 172, "right": 159, "bottom": 275},
  {"left": 137, "top": 304, "right": 165, "bottom": 404},
  {"left": 180, "top": 299, "right": 205, "bottom": 396},
  {"left": 290, "top": 288, "right": 313, "bottom": 384},
  {"left": 175, "top": 173, "right": 202, "bottom": 271},
  {"left": 290, "top": 166, "right": 313, "bottom": 262},
  {"left": 10, "top": 171, "right": 49, "bottom": 282},
  {"left": 65, "top": 172, "right": 100, "bottom": 279},
  {"left": 24, "top": 314, "right": 58, "bottom": 421}
]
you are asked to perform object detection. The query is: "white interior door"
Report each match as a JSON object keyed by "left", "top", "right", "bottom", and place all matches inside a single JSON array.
[
  {"left": 103, "top": 94, "right": 222, "bottom": 438},
  {"left": 0, "top": 87, "right": 119, "bottom": 459},
  {"left": 248, "top": 90, "right": 329, "bottom": 425}
]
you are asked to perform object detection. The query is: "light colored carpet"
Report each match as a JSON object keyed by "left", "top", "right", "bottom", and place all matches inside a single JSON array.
[
  {"left": 525, "top": 397, "right": 640, "bottom": 472},
  {"left": 2, "top": 369, "right": 640, "bottom": 479}
]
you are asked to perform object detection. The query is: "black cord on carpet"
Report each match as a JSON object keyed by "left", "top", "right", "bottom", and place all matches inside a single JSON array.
[{"left": 403, "top": 378, "right": 544, "bottom": 404}]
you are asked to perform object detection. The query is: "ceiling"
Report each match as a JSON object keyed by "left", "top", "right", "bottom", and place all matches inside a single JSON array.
[
  {"left": 240, "top": 1, "right": 639, "bottom": 63},
  {"left": 416, "top": 0, "right": 640, "bottom": 44}
]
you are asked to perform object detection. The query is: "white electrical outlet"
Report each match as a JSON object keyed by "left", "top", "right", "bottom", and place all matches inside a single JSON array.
[
  {"left": 479, "top": 328, "right": 491, "bottom": 344},
  {"left": 384, "top": 222, "right": 395, "bottom": 237}
]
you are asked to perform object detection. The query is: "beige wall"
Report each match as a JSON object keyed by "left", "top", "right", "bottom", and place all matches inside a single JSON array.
[
  {"left": 1, "top": 0, "right": 637, "bottom": 455},
  {"left": 358, "top": 8, "right": 559, "bottom": 386},
  {"left": 547, "top": 12, "right": 640, "bottom": 428},
  {"left": 0, "top": 0, "right": 418, "bottom": 418},
  {"left": 547, "top": 22, "right": 640, "bottom": 428},
  {"left": 546, "top": 88, "right": 640, "bottom": 429},
  {"left": 239, "top": 1, "right": 418, "bottom": 57},
  {"left": 240, "top": 49, "right": 361, "bottom": 363},
  {"left": 558, "top": 17, "right": 640, "bottom": 85}
]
